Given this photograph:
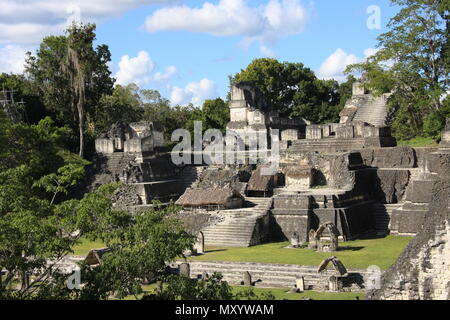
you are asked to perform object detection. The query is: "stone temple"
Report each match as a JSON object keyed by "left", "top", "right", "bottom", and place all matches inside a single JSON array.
[{"left": 91, "top": 79, "right": 450, "bottom": 298}]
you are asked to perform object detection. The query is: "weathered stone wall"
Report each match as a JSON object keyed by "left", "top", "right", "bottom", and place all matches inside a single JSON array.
[
  {"left": 270, "top": 213, "right": 310, "bottom": 243},
  {"left": 173, "top": 211, "right": 224, "bottom": 235},
  {"left": 373, "top": 169, "right": 410, "bottom": 204},
  {"left": 367, "top": 148, "right": 450, "bottom": 300},
  {"left": 280, "top": 152, "right": 360, "bottom": 190}
]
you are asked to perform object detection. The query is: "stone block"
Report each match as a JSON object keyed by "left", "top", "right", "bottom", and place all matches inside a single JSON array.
[
  {"left": 336, "top": 125, "right": 355, "bottom": 139},
  {"left": 374, "top": 169, "right": 410, "bottom": 203},
  {"left": 273, "top": 195, "right": 311, "bottom": 210},
  {"left": 243, "top": 271, "right": 252, "bottom": 286},
  {"left": 306, "top": 126, "right": 323, "bottom": 140},
  {"left": 281, "top": 129, "right": 299, "bottom": 141},
  {"left": 95, "top": 138, "right": 114, "bottom": 154},
  {"left": 179, "top": 263, "right": 190, "bottom": 278},
  {"left": 405, "top": 180, "right": 435, "bottom": 203},
  {"left": 391, "top": 208, "right": 427, "bottom": 234},
  {"left": 284, "top": 166, "right": 314, "bottom": 189},
  {"left": 271, "top": 214, "right": 309, "bottom": 243},
  {"left": 296, "top": 277, "right": 305, "bottom": 292}
]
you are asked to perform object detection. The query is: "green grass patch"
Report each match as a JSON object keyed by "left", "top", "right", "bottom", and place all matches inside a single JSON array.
[
  {"left": 188, "top": 235, "right": 412, "bottom": 270},
  {"left": 397, "top": 136, "right": 438, "bottom": 147},
  {"left": 231, "top": 286, "right": 364, "bottom": 300},
  {"left": 71, "top": 238, "right": 106, "bottom": 256},
  {"left": 122, "top": 284, "right": 363, "bottom": 300}
]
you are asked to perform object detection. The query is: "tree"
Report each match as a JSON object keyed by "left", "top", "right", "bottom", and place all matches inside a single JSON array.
[
  {"left": 0, "top": 114, "right": 89, "bottom": 299},
  {"left": 202, "top": 98, "right": 230, "bottom": 133},
  {"left": 0, "top": 73, "right": 46, "bottom": 124},
  {"left": 25, "top": 23, "right": 114, "bottom": 156},
  {"left": 231, "top": 58, "right": 347, "bottom": 123},
  {"left": 347, "top": 0, "right": 449, "bottom": 140},
  {"left": 145, "top": 273, "right": 275, "bottom": 300},
  {"left": 65, "top": 196, "right": 193, "bottom": 300},
  {"left": 141, "top": 89, "right": 197, "bottom": 142},
  {"left": 0, "top": 114, "right": 193, "bottom": 299},
  {"left": 95, "top": 84, "right": 143, "bottom": 135}
]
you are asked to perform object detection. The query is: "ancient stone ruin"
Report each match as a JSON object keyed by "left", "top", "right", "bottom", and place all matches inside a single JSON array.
[
  {"left": 309, "top": 222, "right": 339, "bottom": 252},
  {"left": 366, "top": 120, "right": 450, "bottom": 300},
  {"left": 89, "top": 79, "right": 450, "bottom": 298}
]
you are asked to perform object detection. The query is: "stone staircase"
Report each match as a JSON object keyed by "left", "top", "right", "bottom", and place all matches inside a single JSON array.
[
  {"left": 179, "top": 166, "right": 206, "bottom": 189},
  {"left": 202, "top": 197, "right": 273, "bottom": 247},
  {"left": 373, "top": 203, "right": 403, "bottom": 236},
  {"left": 287, "top": 138, "right": 366, "bottom": 152},
  {"left": 176, "top": 261, "right": 368, "bottom": 291},
  {"left": 352, "top": 96, "right": 388, "bottom": 127}
]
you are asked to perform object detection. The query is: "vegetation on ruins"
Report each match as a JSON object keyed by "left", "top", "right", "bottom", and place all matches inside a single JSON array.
[
  {"left": 347, "top": 0, "right": 450, "bottom": 141},
  {"left": 0, "top": 0, "right": 448, "bottom": 301},
  {"left": 0, "top": 110, "right": 195, "bottom": 299},
  {"left": 25, "top": 23, "right": 114, "bottom": 158},
  {"left": 231, "top": 58, "right": 357, "bottom": 124}
]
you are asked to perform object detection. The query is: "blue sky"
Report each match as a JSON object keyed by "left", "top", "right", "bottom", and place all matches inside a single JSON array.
[{"left": 0, "top": 0, "right": 400, "bottom": 105}]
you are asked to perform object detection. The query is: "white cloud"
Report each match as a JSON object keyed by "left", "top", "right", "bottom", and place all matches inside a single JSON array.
[
  {"left": 144, "top": 0, "right": 309, "bottom": 56},
  {"left": 317, "top": 48, "right": 361, "bottom": 81},
  {"left": 115, "top": 51, "right": 155, "bottom": 86},
  {"left": 0, "top": 45, "right": 28, "bottom": 74},
  {"left": 153, "top": 65, "right": 177, "bottom": 83},
  {"left": 0, "top": 0, "right": 172, "bottom": 44},
  {"left": 114, "top": 51, "right": 177, "bottom": 86},
  {"left": 170, "top": 78, "right": 218, "bottom": 106},
  {"left": 364, "top": 48, "right": 379, "bottom": 58}
]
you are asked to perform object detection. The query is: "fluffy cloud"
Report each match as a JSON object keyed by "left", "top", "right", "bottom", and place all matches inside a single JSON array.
[
  {"left": 144, "top": 0, "right": 308, "bottom": 56},
  {"left": 115, "top": 51, "right": 177, "bottom": 86},
  {"left": 363, "top": 48, "right": 379, "bottom": 58},
  {"left": 317, "top": 48, "right": 365, "bottom": 81},
  {"left": 317, "top": 47, "right": 380, "bottom": 81},
  {"left": 115, "top": 51, "right": 155, "bottom": 85},
  {"left": 0, "top": 0, "right": 171, "bottom": 44},
  {"left": 170, "top": 78, "right": 218, "bottom": 106},
  {"left": 153, "top": 66, "right": 177, "bottom": 83},
  {"left": 0, "top": 45, "right": 28, "bottom": 74}
]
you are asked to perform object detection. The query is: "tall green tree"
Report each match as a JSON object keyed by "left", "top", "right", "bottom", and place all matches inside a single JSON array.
[
  {"left": 141, "top": 89, "right": 197, "bottom": 142},
  {"left": 25, "top": 23, "right": 114, "bottom": 156},
  {"left": 95, "top": 83, "right": 143, "bottom": 135},
  {"left": 347, "top": 0, "right": 449, "bottom": 140},
  {"left": 231, "top": 58, "right": 347, "bottom": 123}
]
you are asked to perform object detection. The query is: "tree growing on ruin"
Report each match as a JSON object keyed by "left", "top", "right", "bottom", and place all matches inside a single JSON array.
[
  {"left": 347, "top": 0, "right": 450, "bottom": 140},
  {"left": 231, "top": 58, "right": 355, "bottom": 124},
  {"left": 25, "top": 24, "right": 114, "bottom": 157}
]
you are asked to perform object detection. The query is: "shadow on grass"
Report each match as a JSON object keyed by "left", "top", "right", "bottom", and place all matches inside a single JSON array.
[
  {"left": 205, "top": 249, "right": 228, "bottom": 253},
  {"left": 356, "top": 233, "right": 388, "bottom": 240},
  {"left": 337, "top": 246, "right": 365, "bottom": 252}
]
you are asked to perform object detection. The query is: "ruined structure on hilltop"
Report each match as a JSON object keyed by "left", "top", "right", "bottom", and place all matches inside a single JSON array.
[
  {"left": 95, "top": 121, "right": 165, "bottom": 161},
  {"left": 339, "top": 80, "right": 391, "bottom": 127},
  {"left": 91, "top": 121, "right": 185, "bottom": 210},
  {"left": 366, "top": 120, "right": 450, "bottom": 300},
  {"left": 227, "top": 81, "right": 308, "bottom": 145},
  {"left": 90, "top": 80, "right": 450, "bottom": 296}
]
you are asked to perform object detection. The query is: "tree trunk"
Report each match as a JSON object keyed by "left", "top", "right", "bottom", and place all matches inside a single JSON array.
[{"left": 78, "top": 102, "right": 84, "bottom": 158}]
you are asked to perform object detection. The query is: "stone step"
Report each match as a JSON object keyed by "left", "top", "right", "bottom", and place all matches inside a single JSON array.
[{"left": 179, "top": 261, "right": 368, "bottom": 290}]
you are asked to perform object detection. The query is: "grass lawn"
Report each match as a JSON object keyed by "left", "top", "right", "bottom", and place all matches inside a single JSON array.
[
  {"left": 72, "top": 238, "right": 106, "bottom": 256},
  {"left": 121, "top": 284, "right": 363, "bottom": 300},
  {"left": 72, "top": 235, "right": 412, "bottom": 270},
  {"left": 231, "top": 287, "right": 364, "bottom": 300},
  {"left": 188, "top": 235, "right": 412, "bottom": 270},
  {"left": 397, "top": 136, "right": 438, "bottom": 147}
]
